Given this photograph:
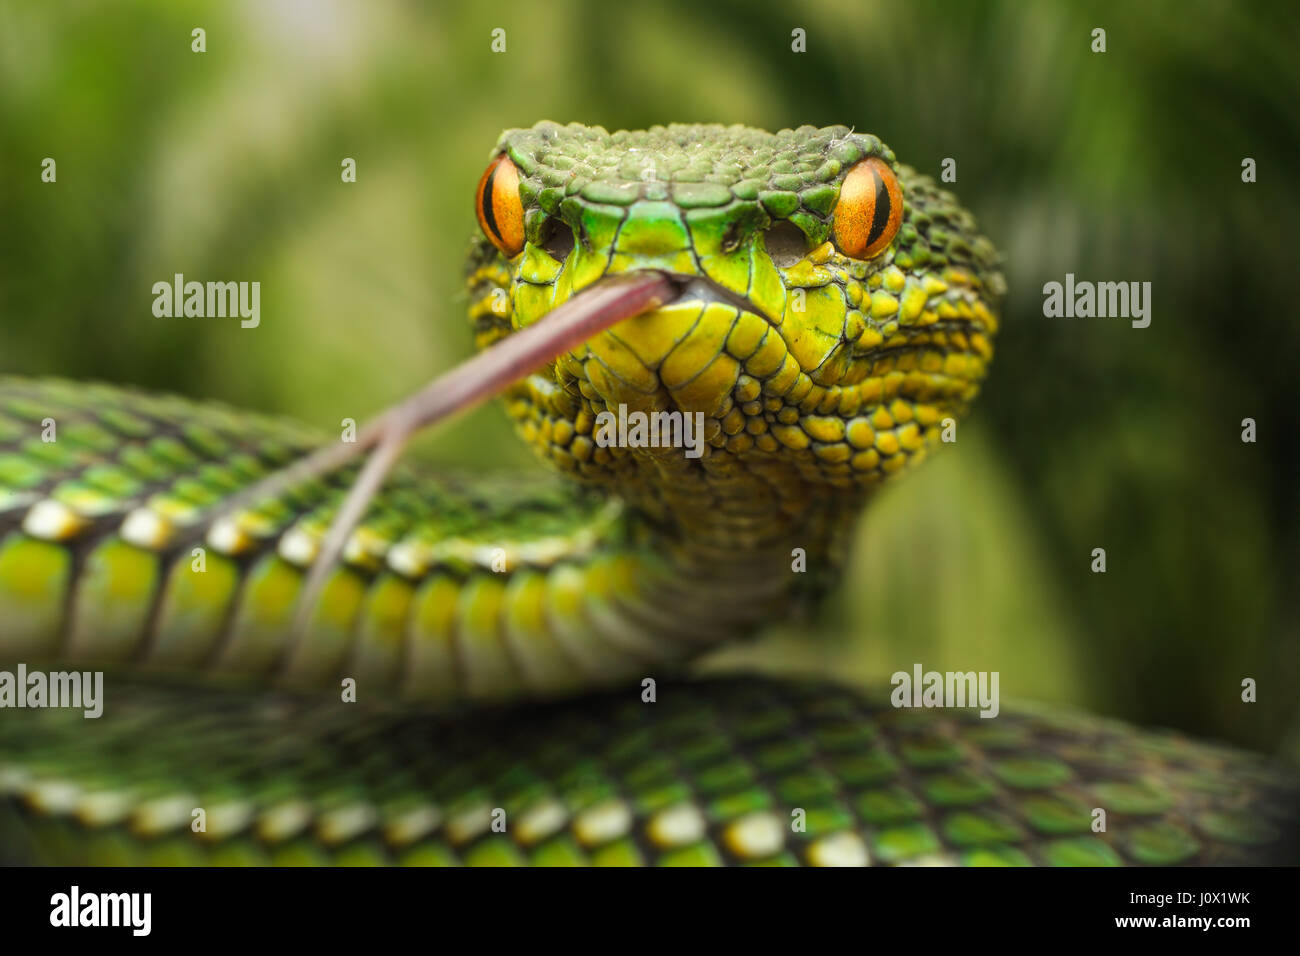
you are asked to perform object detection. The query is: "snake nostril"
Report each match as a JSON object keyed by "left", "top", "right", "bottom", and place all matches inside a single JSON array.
[
  {"left": 721, "top": 221, "right": 744, "bottom": 253},
  {"left": 763, "top": 221, "right": 810, "bottom": 269},
  {"left": 539, "top": 220, "right": 576, "bottom": 261}
]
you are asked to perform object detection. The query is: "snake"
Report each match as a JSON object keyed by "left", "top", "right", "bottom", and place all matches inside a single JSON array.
[{"left": 0, "top": 122, "right": 1296, "bottom": 867}]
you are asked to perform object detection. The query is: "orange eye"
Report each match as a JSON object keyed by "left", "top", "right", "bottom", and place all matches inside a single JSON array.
[
  {"left": 832, "top": 157, "right": 904, "bottom": 260},
  {"left": 475, "top": 154, "right": 525, "bottom": 257}
]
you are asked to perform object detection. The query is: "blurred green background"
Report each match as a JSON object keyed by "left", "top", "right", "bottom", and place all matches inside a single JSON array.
[{"left": 1, "top": 0, "right": 1296, "bottom": 755}]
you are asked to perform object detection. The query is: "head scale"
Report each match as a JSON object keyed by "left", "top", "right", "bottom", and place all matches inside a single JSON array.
[{"left": 466, "top": 122, "right": 1003, "bottom": 548}]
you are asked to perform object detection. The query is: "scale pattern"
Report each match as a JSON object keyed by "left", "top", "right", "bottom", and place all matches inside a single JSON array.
[
  {"left": 501, "top": 122, "right": 899, "bottom": 248},
  {"left": 1, "top": 677, "right": 1295, "bottom": 866}
]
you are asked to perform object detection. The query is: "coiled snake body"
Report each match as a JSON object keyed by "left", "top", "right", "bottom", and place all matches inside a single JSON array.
[{"left": 0, "top": 124, "right": 1295, "bottom": 866}]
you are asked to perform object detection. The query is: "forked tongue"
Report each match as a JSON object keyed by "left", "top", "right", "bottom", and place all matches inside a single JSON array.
[{"left": 203, "top": 270, "right": 678, "bottom": 657}]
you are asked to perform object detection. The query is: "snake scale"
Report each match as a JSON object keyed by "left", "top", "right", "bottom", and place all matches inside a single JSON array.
[{"left": 0, "top": 123, "right": 1296, "bottom": 866}]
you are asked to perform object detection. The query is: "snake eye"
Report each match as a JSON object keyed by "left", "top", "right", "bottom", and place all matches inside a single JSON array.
[
  {"left": 475, "top": 154, "right": 525, "bottom": 257},
  {"left": 832, "top": 157, "right": 903, "bottom": 260}
]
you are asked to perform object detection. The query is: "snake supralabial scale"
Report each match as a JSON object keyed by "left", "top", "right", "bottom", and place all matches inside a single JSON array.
[{"left": 0, "top": 123, "right": 1295, "bottom": 866}]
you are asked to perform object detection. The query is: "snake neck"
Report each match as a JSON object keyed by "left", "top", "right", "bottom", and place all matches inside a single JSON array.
[
  {"left": 617, "top": 449, "right": 862, "bottom": 575},
  {"left": 539, "top": 443, "right": 870, "bottom": 679}
]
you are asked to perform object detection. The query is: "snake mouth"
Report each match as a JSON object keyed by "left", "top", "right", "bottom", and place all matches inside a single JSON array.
[
  {"left": 656, "top": 272, "right": 774, "bottom": 325},
  {"left": 563, "top": 271, "right": 780, "bottom": 416}
]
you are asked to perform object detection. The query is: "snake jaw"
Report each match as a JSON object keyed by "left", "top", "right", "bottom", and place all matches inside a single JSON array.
[
  {"left": 666, "top": 274, "right": 773, "bottom": 321},
  {"left": 483, "top": 253, "right": 998, "bottom": 498}
]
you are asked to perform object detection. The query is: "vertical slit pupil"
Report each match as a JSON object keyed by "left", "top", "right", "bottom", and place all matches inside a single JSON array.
[
  {"left": 866, "top": 168, "right": 892, "bottom": 248},
  {"left": 481, "top": 162, "right": 502, "bottom": 242}
]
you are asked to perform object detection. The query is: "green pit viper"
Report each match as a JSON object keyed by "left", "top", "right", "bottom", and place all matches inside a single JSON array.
[{"left": 0, "top": 123, "right": 1296, "bottom": 867}]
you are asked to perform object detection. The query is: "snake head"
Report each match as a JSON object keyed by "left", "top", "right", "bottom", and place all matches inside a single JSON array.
[{"left": 466, "top": 122, "right": 1004, "bottom": 527}]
